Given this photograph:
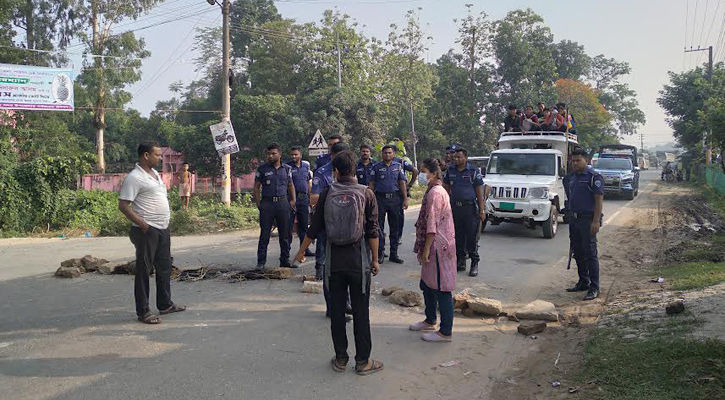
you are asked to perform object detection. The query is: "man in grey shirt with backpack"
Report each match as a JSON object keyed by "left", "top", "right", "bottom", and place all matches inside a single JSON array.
[{"left": 294, "top": 150, "right": 384, "bottom": 376}]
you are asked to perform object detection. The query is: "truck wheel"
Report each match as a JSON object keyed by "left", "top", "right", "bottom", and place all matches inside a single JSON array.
[{"left": 542, "top": 208, "right": 557, "bottom": 239}]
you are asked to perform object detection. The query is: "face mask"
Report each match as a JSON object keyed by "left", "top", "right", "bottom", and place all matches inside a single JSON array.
[{"left": 419, "top": 172, "right": 428, "bottom": 184}]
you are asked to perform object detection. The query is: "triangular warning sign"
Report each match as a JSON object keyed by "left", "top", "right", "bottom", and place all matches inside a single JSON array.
[{"left": 308, "top": 129, "right": 327, "bottom": 150}]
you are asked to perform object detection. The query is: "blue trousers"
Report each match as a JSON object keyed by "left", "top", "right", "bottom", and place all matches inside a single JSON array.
[
  {"left": 569, "top": 217, "right": 600, "bottom": 290},
  {"left": 288, "top": 197, "right": 310, "bottom": 247},
  {"left": 420, "top": 254, "right": 454, "bottom": 336},
  {"left": 452, "top": 202, "right": 480, "bottom": 262}
]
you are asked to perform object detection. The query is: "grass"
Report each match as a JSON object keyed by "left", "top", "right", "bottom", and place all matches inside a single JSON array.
[
  {"left": 576, "top": 312, "right": 725, "bottom": 400},
  {"left": 660, "top": 262, "right": 725, "bottom": 290}
]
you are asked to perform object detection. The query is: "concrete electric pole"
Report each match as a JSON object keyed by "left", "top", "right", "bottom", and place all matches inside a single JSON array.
[
  {"left": 684, "top": 45, "right": 714, "bottom": 165},
  {"left": 221, "top": 0, "right": 232, "bottom": 206}
]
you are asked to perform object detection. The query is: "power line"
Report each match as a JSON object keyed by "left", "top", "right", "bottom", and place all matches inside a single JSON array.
[
  {"left": 703, "top": 0, "right": 721, "bottom": 64},
  {"left": 0, "top": 45, "right": 145, "bottom": 61},
  {"left": 685, "top": 0, "right": 690, "bottom": 71},
  {"left": 133, "top": 13, "right": 208, "bottom": 97}
]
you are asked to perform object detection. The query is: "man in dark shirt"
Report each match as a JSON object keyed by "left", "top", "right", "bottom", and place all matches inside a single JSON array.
[
  {"left": 356, "top": 144, "right": 376, "bottom": 186},
  {"left": 503, "top": 104, "right": 521, "bottom": 132},
  {"left": 294, "top": 150, "right": 384, "bottom": 376},
  {"left": 504, "top": 104, "right": 521, "bottom": 132},
  {"left": 253, "top": 143, "right": 296, "bottom": 269},
  {"left": 315, "top": 134, "right": 343, "bottom": 170},
  {"left": 287, "top": 146, "right": 313, "bottom": 259}
]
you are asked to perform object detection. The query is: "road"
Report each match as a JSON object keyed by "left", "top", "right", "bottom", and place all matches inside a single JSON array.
[{"left": 0, "top": 171, "right": 660, "bottom": 400}]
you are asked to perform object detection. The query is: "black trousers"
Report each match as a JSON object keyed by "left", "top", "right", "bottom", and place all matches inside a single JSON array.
[
  {"left": 452, "top": 202, "right": 480, "bottom": 262},
  {"left": 129, "top": 226, "right": 173, "bottom": 317},
  {"left": 288, "top": 196, "right": 310, "bottom": 247},
  {"left": 570, "top": 217, "right": 600, "bottom": 290},
  {"left": 376, "top": 193, "right": 401, "bottom": 258},
  {"left": 329, "top": 270, "right": 371, "bottom": 364},
  {"left": 257, "top": 198, "right": 291, "bottom": 265}
]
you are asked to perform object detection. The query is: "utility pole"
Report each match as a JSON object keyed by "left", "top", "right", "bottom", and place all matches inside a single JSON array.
[
  {"left": 410, "top": 102, "right": 417, "bottom": 168},
  {"left": 336, "top": 31, "right": 342, "bottom": 88},
  {"left": 221, "top": 0, "right": 231, "bottom": 206},
  {"left": 685, "top": 45, "right": 714, "bottom": 165}
]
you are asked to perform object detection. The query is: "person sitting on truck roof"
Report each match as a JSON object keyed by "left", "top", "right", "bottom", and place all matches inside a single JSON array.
[
  {"left": 504, "top": 104, "right": 521, "bottom": 132},
  {"left": 556, "top": 103, "right": 577, "bottom": 134},
  {"left": 520, "top": 105, "right": 541, "bottom": 132},
  {"left": 536, "top": 102, "right": 546, "bottom": 119},
  {"left": 541, "top": 108, "right": 564, "bottom": 131}
]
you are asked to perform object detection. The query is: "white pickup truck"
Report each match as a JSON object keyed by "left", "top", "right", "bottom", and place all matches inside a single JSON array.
[{"left": 483, "top": 131, "right": 578, "bottom": 239}]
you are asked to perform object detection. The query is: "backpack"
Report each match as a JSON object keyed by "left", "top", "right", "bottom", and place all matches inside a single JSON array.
[{"left": 324, "top": 182, "right": 368, "bottom": 246}]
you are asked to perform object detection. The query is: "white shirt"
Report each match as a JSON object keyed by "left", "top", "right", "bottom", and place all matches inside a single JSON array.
[{"left": 119, "top": 163, "right": 171, "bottom": 230}]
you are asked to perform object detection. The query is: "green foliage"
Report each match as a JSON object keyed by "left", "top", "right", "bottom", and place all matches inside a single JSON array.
[
  {"left": 660, "top": 262, "right": 725, "bottom": 290},
  {"left": 0, "top": 154, "right": 95, "bottom": 235},
  {"left": 579, "top": 327, "right": 725, "bottom": 400}
]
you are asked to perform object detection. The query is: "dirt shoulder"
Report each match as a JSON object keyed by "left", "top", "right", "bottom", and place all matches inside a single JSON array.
[{"left": 490, "top": 180, "right": 725, "bottom": 400}]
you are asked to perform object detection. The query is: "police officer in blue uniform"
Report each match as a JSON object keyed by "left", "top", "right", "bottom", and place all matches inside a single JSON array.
[
  {"left": 443, "top": 147, "right": 486, "bottom": 277},
  {"left": 356, "top": 144, "right": 376, "bottom": 186},
  {"left": 287, "top": 146, "right": 314, "bottom": 258},
  {"left": 315, "top": 134, "right": 342, "bottom": 171},
  {"left": 563, "top": 147, "right": 604, "bottom": 301},
  {"left": 311, "top": 142, "right": 352, "bottom": 320},
  {"left": 369, "top": 145, "right": 408, "bottom": 264},
  {"left": 393, "top": 148, "right": 418, "bottom": 246},
  {"left": 445, "top": 144, "right": 461, "bottom": 168},
  {"left": 254, "top": 143, "right": 296, "bottom": 269}
]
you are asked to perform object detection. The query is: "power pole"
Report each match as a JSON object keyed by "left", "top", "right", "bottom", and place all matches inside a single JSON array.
[
  {"left": 336, "top": 31, "right": 342, "bottom": 88},
  {"left": 685, "top": 45, "right": 714, "bottom": 165},
  {"left": 221, "top": 0, "right": 231, "bottom": 206},
  {"left": 410, "top": 102, "right": 417, "bottom": 168}
]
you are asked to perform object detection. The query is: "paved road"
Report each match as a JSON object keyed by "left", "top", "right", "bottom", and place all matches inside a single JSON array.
[{"left": 0, "top": 171, "right": 660, "bottom": 400}]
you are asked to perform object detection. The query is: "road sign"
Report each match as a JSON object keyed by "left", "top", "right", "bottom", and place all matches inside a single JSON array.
[
  {"left": 209, "top": 120, "right": 239, "bottom": 155},
  {"left": 308, "top": 129, "right": 328, "bottom": 156}
]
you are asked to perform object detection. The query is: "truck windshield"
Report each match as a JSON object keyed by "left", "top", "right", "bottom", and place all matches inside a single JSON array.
[
  {"left": 595, "top": 158, "right": 632, "bottom": 170},
  {"left": 487, "top": 154, "right": 555, "bottom": 176}
]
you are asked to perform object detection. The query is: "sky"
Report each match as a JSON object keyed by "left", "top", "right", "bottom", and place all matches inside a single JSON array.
[{"left": 80, "top": 0, "right": 712, "bottom": 148}]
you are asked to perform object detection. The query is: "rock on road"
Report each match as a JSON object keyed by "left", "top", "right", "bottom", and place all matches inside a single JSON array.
[{"left": 0, "top": 171, "right": 661, "bottom": 400}]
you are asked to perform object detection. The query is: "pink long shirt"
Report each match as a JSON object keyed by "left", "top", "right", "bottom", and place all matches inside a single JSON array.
[{"left": 416, "top": 184, "right": 457, "bottom": 292}]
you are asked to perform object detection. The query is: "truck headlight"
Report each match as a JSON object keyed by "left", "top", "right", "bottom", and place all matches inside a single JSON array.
[
  {"left": 529, "top": 187, "right": 549, "bottom": 199},
  {"left": 622, "top": 173, "right": 634, "bottom": 181}
]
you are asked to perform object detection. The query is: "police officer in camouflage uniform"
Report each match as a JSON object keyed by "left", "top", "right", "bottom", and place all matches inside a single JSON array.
[
  {"left": 254, "top": 143, "right": 296, "bottom": 269},
  {"left": 563, "top": 147, "right": 604, "bottom": 301},
  {"left": 443, "top": 147, "right": 486, "bottom": 277}
]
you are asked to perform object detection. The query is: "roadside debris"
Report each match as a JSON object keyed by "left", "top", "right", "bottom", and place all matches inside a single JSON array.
[
  {"left": 467, "top": 298, "right": 503, "bottom": 316},
  {"left": 665, "top": 299, "right": 685, "bottom": 315},
  {"left": 301, "top": 281, "right": 323, "bottom": 294},
  {"left": 439, "top": 360, "right": 460, "bottom": 368},
  {"left": 381, "top": 286, "right": 403, "bottom": 296},
  {"left": 389, "top": 290, "right": 422, "bottom": 307},
  {"left": 517, "top": 321, "right": 547, "bottom": 335},
  {"left": 515, "top": 300, "right": 559, "bottom": 322},
  {"left": 551, "top": 380, "right": 561, "bottom": 388},
  {"left": 55, "top": 266, "right": 82, "bottom": 278},
  {"left": 650, "top": 277, "right": 664, "bottom": 283}
]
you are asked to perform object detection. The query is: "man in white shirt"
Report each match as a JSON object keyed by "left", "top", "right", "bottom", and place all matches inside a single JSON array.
[{"left": 119, "top": 142, "right": 185, "bottom": 324}]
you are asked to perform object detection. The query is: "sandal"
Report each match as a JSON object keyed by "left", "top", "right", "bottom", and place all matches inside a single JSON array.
[
  {"left": 160, "top": 304, "right": 186, "bottom": 315},
  {"left": 330, "top": 357, "right": 348, "bottom": 373},
  {"left": 355, "top": 359, "right": 384, "bottom": 376},
  {"left": 138, "top": 312, "right": 161, "bottom": 324}
]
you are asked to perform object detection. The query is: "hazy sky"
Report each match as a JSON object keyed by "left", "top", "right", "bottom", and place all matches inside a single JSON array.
[{"left": 94, "top": 0, "right": 708, "bottom": 147}]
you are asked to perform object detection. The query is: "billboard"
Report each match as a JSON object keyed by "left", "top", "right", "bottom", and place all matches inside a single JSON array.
[
  {"left": 0, "top": 63, "right": 74, "bottom": 111},
  {"left": 209, "top": 120, "right": 239, "bottom": 155}
]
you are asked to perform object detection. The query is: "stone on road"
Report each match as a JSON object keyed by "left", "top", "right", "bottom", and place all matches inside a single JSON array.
[
  {"left": 389, "top": 289, "right": 422, "bottom": 307},
  {"left": 515, "top": 300, "right": 559, "bottom": 322},
  {"left": 517, "top": 321, "right": 547, "bottom": 335},
  {"left": 467, "top": 298, "right": 503, "bottom": 316}
]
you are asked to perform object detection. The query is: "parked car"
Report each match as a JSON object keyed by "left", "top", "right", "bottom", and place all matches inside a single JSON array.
[{"left": 593, "top": 157, "right": 639, "bottom": 200}]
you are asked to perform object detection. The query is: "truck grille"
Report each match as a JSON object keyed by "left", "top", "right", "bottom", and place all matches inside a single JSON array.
[{"left": 491, "top": 186, "right": 527, "bottom": 199}]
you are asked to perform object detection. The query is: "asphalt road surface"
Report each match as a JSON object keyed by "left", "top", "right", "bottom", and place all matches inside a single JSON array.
[{"left": 0, "top": 171, "right": 660, "bottom": 400}]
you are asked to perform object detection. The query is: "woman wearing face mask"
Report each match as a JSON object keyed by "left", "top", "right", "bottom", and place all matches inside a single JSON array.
[{"left": 409, "top": 158, "right": 457, "bottom": 342}]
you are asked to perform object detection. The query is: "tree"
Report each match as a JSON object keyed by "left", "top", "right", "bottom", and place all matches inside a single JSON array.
[
  {"left": 230, "top": 0, "right": 281, "bottom": 61},
  {"left": 247, "top": 19, "right": 303, "bottom": 95},
  {"left": 658, "top": 67, "right": 708, "bottom": 149},
  {"left": 11, "top": 0, "right": 83, "bottom": 66},
  {"left": 492, "top": 9, "right": 557, "bottom": 108},
  {"left": 587, "top": 55, "right": 644, "bottom": 137},
  {"left": 588, "top": 54, "right": 630, "bottom": 90},
  {"left": 380, "top": 9, "right": 437, "bottom": 164},
  {"left": 0, "top": 0, "right": 24, "bottom": 64},
  {"left": 551, "top": 40, "right": 590, "bottom": 80},
  {"left": 76, "top": 0, "right": 161, "bottom": 173}
]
